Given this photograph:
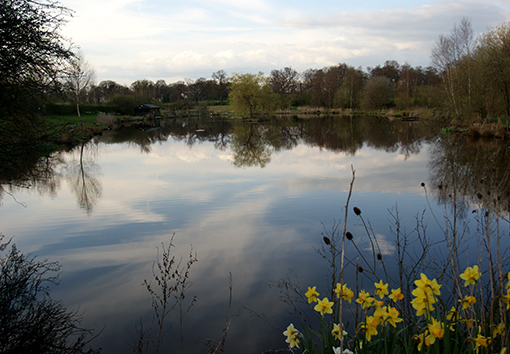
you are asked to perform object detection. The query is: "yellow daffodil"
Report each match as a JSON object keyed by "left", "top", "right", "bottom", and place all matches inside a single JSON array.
[
  {"left": 415, "top": 273, "right": 441, "bottom": 295},
  {"left": 283, "top": 323, "right": 298, "bottom": 339},
  {"left": 502, "top": 288, "right": 510, "bottom": 310},
  {"left": 446, "top": 306, "right": 458, "bottom": 321},
  {"left": 426, "top": 318, "right": 445, "bottom": 345},
  {"left": 493, "top": 323, "right": 505, "bottom": 337},
  {"left": 411, "top": 287, "right": 436, "bottom": 316},
  {"left": 343, "top": 284, "right": 354, "bottom": 303},
  {"left": 288, "top": 336, "right": 299, "bottom": 348},
  {"left": 332, "top": 323, "right": 347, "bottom": 340},
  {"left": 389, "top": 288, "right": 404, "bottom": 302},
  {"left": 373, "top": 306, "right": 385, "bottom": 324},
  {"left": 283, "top": 323, "right": 300, "bottom": 348},
  {"left": 473, "top": 327, "right": 489, "bottom": 353},
  {"left": 374, "top": 279, "right": 389, "bottom": 299},
  {"left": 356, "top": 290, "right": 374, "bottom": 309},
  {"left": 334, "top": 283, "right": 342, "bottom": 298},
  {"left": 305, "top": 286, "right": 319, "bottom": 303},
  {"left": 460, "top": 265, "right": 482, "bottom": 287},
  {"left": 314, "top": 297, "right": 334, "bottom": 316},
  {"left": 506, "top": 272, "right": 510, "bottom": 289},
  {"left": 334, "top": 283, "right": 354, "bottom": 303},
  {"left": 363, "top": 316, "right": 379, "bottom": 341},
  {"left": 415, "top": 332, "right": 430, "bottom": 351},
  {"left": 384, "top": 306, "right": 403, "bottom": 327},
  {"left": 459, "top": 295, "right": 477, "bottom": 309}
]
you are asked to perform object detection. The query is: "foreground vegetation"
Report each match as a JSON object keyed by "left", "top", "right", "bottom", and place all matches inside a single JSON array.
[{"left": 275, "top": 171, "right": 510, "bottom": 354}]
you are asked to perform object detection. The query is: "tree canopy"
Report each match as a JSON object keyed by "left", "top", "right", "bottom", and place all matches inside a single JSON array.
[
  {"left": 0, "top": 0, "right": 73, "bottom": 117},
  {"left": 229, "top": 72, "right": 279, "bottom": 118}
]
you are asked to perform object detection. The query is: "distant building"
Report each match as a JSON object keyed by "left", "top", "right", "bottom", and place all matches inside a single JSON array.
[{"left": 136, "top": 103, "right": 161, "bottom": 117}]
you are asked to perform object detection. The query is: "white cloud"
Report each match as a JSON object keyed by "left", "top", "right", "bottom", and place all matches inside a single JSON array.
[{"left": 58, "top": 0, "right": 510, "bottom": 84}]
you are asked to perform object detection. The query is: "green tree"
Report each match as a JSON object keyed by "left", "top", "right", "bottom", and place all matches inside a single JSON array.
[
  {"left": 229, "top": 72, "right": 279, "bottom": 118},
  {"left": 110, "top": 94, "right": 137, "bottom": 115}
]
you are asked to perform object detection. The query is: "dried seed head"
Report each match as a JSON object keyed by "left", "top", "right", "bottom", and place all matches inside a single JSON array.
[
  {"left": 421, "top": 182, "right": 425, "bottom": 187},
  {"left": 477, "top": 193, "right": 483, "bottom": 199},
  {"left": 323, "top": 236, "right": 331, "bottom": 245},
  {"left": 358, "top": 266, "right": 364, "bottom": 273},
  {"left": 438, "top": 184, "right": 443, "bottom": 190},
  {"left": 353, "top": 207, "right": 361, "bottom": 216},
  {"left": 346, "top": 232, "right": 353, "bottom": 241},
  {"left": 377, "top": 253, "right": 382, "bottom": 260}
]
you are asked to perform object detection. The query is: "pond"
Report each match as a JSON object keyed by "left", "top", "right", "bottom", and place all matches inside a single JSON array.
[{"left": 1, "top": 116, "right": 509, "bottom": 353}]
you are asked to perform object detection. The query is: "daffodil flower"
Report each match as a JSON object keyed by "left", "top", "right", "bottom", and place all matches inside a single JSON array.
[
  {"left": 332, "top": 323, "right": 345, "bottom": 340},
  {"left": 411, "top": 287, "right": 436, "bottom": 316},
  {"left": 473, "top": 327, "right": 489, "bottom": 353},
  {"left": 415, "top": 273, "right": 441, "bottom": 295},
  {"left": 459, "top": 295, "right": 476, "bottom": 309},
  {"left": 363, "top": 316, "right": 379, "bottom": 341},
  {"left": 305, "top": 286, "right": 319, "bottom": 303},
  {"left": 460, "top": 265, "right": 482, "bottom": 287},
  {"left": 493, "top": 323, "right": 505, "bottom": 337},
  {"left": 356, "top": 290, "right": 374, "bottom": 309},
  {"left": 314, "top": 297, "right": 334, "bottom": 316},
  {"left": 384, "top": 306, "right": 403, "bottom": 327},
  {"left": 283, "top": 323, "right": 300, "bottom": 349},
  {"left": 502, "top": 288, "right": 510, "bottom": 310},
  {"left": 415, "top": 332, "right": 430, "bottom": 351},
  {"left": 446, "top": 306, "right": 458, "bottom": 321},
  {"left": 374, "top": 279, "right": 389, "bottom": 299},
  {"left": 389, "top": 287, "right": 404, "bottom": 302},
  {"left": 426, "top": 318, "right": 445, "bottom": 344},
  {"left": 335, "top": 283, "right": 354, "bottom": 302}
]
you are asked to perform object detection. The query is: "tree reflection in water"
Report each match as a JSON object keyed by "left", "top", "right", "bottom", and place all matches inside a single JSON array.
[
  {"left": 64, "top": 142, "right": 102, "bottom": 214},
  {"left": 429, "top": 135, "right": 510, "bottom": 216},
  {"left": 5, "top": 115, "right": 510, "bottom": 216}
]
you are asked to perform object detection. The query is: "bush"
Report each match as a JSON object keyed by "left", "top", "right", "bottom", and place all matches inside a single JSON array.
[{"left": 0, "top": 235, "right": 100, "bottom": 354}]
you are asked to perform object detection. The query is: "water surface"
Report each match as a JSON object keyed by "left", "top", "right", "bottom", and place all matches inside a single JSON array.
[{"left": 1, "top": 116, "right": 509, "bottom": 353}]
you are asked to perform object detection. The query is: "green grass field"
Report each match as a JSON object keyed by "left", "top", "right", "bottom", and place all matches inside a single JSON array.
[{"left": 44, "top": 113, "right": 98, "bottom": 127}]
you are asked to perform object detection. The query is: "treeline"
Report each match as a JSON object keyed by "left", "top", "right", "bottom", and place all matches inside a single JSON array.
[
  {"left": 62, "top": 62, "right": 442, "bottom": 115},
  {"left": 47, "top": 18, "right": 510, "bottom": 121}
]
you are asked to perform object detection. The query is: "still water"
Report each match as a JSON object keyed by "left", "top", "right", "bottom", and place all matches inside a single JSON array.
[{"left": 1, "top": 116, "right": 509, "bottom": 353}]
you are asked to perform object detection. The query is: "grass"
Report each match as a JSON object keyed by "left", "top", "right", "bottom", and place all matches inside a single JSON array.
[
  {"left": 44, "top": 113, "right": 99, "bottom": 128},
  {"left": 208, "top": 105, "right": 233, "bottom": 113}
]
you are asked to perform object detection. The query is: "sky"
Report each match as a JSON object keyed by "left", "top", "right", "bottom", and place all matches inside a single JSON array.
[{"left": 58, "top": 0, "right": 510, "bottom": 85}]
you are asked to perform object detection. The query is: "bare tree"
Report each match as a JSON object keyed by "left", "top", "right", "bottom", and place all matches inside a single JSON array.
[
  {"left": 431, "top": 17, "right": 476, "bottom": 118},
  {"left": 65, "top": 51, "right": 96, "bottom": 126},
  {"left": 269, "top": 67, "right": 299, "bottom": 109},
  {"left": 185, "top": 78, "right": 208, "bottom": 106},
  {"left": 212, "top": 70, "right": 229, "bottom": 105}
]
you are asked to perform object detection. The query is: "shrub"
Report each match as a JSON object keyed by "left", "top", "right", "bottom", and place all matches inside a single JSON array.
[{"left": 0, "top": 235, "right": 100, "bottom": 354}]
